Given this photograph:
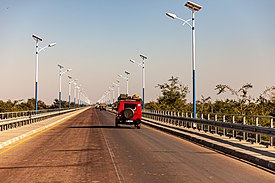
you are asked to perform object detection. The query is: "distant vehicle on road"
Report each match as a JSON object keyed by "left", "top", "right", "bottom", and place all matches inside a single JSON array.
[
  {"left": 95, "top": 103, "right": 100, "bottom": 109},
  {"left": 99, "top": 103, "right": 107, "bottom": 111},
  {"left": 115, "top": 94, "right": 142, "bottom": 129}
]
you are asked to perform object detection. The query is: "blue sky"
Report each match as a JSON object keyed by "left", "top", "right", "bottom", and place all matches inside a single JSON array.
[{"left": 1, "top": 0, "right": 275, "bottom": 104}]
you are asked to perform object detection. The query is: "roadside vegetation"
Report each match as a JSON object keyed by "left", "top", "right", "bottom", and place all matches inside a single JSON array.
[
  {"left": 145, "top": 76, "right": 275, "bottom": 117},
  {"left": 2, "top": 76, "right": 275, "bottom": 117},
  {"left": 0, "top": 98, "right": 79, "bottom": 112}
]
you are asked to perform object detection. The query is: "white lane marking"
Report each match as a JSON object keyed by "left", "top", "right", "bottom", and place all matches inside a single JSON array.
[
  {"left": 94, "top": 111, "right": 123, "bottom": 182},
  {"left": 102, "top": 131, "right": 123, "bottom": 182}
]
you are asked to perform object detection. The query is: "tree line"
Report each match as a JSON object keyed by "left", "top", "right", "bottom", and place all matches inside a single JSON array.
[
  {"left": 2, "top": 77, "right": 275, "bottom": 116},
  {"left": 145, "top": 76, "right": 275, "bottom": 117},
  {"left": 0, "top": 98, "right": 81, "bottom": 113}
]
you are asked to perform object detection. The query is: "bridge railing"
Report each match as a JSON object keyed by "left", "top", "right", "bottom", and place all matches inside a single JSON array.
[
  {"left": 142, "top": 110, "right": 275, "bottom": 147},
  {"left": 0, "top": 108, "right": 83, "bottom": 131},
  {"left": 0, "top": 108, "right": 69, "bottom": 120}
]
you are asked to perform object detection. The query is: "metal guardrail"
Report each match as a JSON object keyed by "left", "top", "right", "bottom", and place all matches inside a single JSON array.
[
  {"left": 0, "top": 108, "right": 70, "bottom": 120},
  {"left": 0, "top": 108, "right": 83, "bottom": 131},
  {"left": 143, "top": 110, "right": 275, "bottom": 147}
]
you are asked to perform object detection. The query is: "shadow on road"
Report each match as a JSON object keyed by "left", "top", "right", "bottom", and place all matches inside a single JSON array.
[
  {"left": 0, "top": 162, "right": 88, "bottom": 170},
  {"left": 53, "top": 148, "right": 102, "bottom": 152},
  {"left": 68, "top": 125, "right": 133, "bottom": 129}
]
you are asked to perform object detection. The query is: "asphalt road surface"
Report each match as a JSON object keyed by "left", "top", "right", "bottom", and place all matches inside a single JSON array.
[{"left": 0, "top": 108, "right": 275, "bottom": 183}]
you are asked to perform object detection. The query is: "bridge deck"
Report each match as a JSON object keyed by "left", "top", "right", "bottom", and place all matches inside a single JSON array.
[{"left": 0, "top": 108, "right": 274, "bottom": 182}]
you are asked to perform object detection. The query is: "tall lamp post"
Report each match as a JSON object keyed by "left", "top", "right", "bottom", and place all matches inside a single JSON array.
[
  {"left": 58, "top": 64, "right": 72, "bottom": 110},
  {"left": 100, "top": 95, "right": 105, "bottom": 104},
  {"left": 77, "top": 85, "right": 82, "bottom": 106},
  {"left": 130, "top": 54, "right": 147, "bottom": 109},
  {"left": 68, "top": 76, "right": 73, "bottom": 109},
  {"left": 80, "top": 89, "right": 86, "bottom": 106},
  {"left": 166, "top": 1, "right": 202, "bottom": 119},
  {"left": 118, "top": 71, "right": 130, "bottom": 96},
  {"left": 105, "top": 91, "right": 110, "bottom": 104},
  {"left": 79, "top": 89, "right": 82, "bottom": 106},
  {"left": 109, "top": 86, "right": 115, "bottom": 104},
  {"left": 112, "top": 80, "right": 120, "bottom": 100},
  {"left": 81, "top": 91, "right": 89, "bottom": 106},
  {"left": 32, "top": 34, "right": 56, "bottom": 113},
  {"left": 68, "top": 76, "right": 77, "bottom": 109},
  {"left": 73, "top": 81, "right": 78, "bottom": 108}
]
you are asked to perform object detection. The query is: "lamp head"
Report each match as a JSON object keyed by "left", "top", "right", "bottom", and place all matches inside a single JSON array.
[
  {"left": 166, "top": 12, "right": 177, "bottom": 19},
  {"left": 125, "top": 71, "right": 130, "bottom": 75},
  {"left": 130, "top": 59, "right": 135, "bottom": 63},
  {"left": 48, "top": 42, "right": 56, "bottom": 47}
]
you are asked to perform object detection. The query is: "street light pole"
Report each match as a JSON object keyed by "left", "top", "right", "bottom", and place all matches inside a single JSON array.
[
  {"left": 77, "top": 85, "right": 81, "bottom": 106},
  {"left": 130, "top": 54, "right": 147, "bottom": 109},
  {"left": 166, "top": 1, "right": 202, "bottom": 119},
  {"left": 32, "top": 34, "right": 56, "bottom": 113},
  {"left": 101, "top": 95, "right": 105, "bottom": 104},
  {"left": 118, "top": 71, "right": 130, "bottom": 96},
  {"left": 80, "top": 89, "right": 86, "bottom": 106},
  {"left": 104, "top": 91, "right": 110, "bottom": 104},
  {"left": 109, "top": 86, "right": 115, "bottom": 104},
  {"left": 191, "top": 8, "right": 197, "bottom": 119},
  {"left": 81, "top": 91, "right": 89, "bottom": 106},
  {"left": 141, "top": 54, "right": 146, "bottom": 109},
  {"left": 68, "top": 76, "right": 72, "bottom": 109},
  {"left": 79, "top": 89, "right": 82, "bottom": 106},
  {"left": 68, "top": 76, "right": 76, "bottom": 109},
  {"left": 58, "top": 64, "right": 72, "bottom": 110},
  {"left": 125, "top": 71, "right": 130, "bottom": 95},
  {"left": 101, "top": 95, "right": 104, "bottom": 104},
  {"left": 73, "top": 81, "right": 78, "bottom": 108},
  {"left": 117, "top": 80, "right": 120, "bottom": 98},
  {"left": 34, "top": 37, "right": 39, "bottom": 113},
  {"left": 112, "top": 86, "right": 115, "bottom": 103},
  {"left": 113, "top": 80, "right": 120, "bottom": 100}
]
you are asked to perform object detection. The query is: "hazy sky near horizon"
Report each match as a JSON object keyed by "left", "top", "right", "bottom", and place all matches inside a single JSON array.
[{"left": 1, "top": 0, "right": 275, "bottom": 104}]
